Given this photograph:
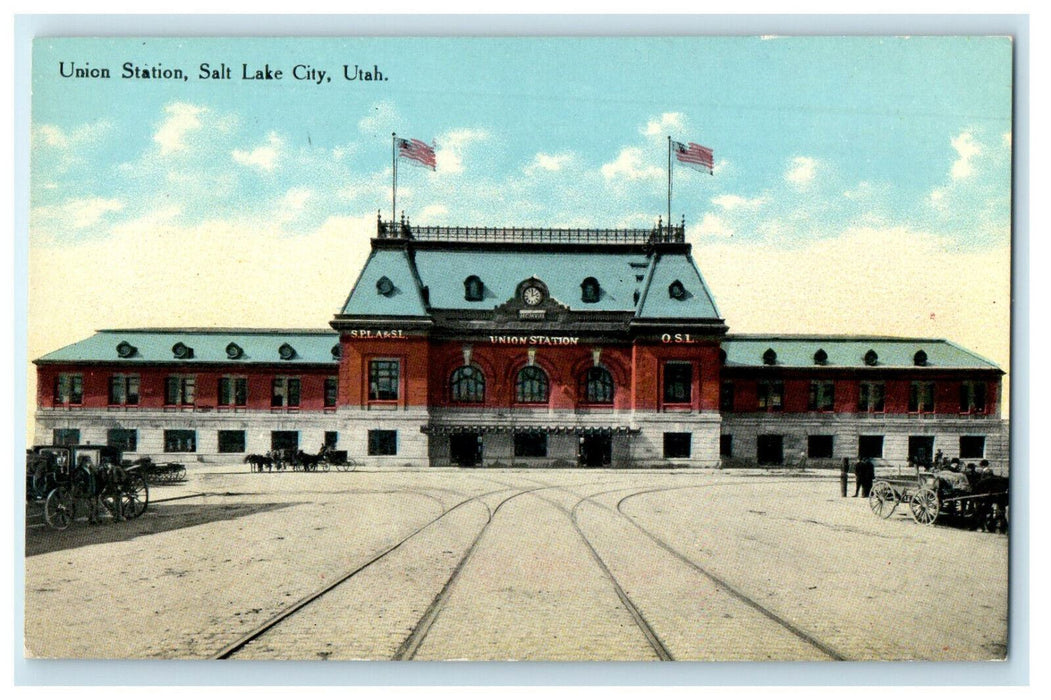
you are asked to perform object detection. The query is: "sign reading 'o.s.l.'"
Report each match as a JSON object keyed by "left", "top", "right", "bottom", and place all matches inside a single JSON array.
[{"left": 661, "top": 333, "right": 700, "bottom": 343}]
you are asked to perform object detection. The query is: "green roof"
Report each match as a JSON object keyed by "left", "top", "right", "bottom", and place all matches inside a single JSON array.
[
  {"left": 37, "top": 329, "right": 340, "bottom": 365},
  {"left": 341, "top": 245, "right": 722, "bottom": 319},
  {"left": 722, "top": 335, "right": 1001, "bottom": 370}
]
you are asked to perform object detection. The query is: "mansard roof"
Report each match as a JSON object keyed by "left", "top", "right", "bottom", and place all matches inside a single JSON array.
[
  {"left": 36, "top": 328, "right": 340, "bottom": 365},
  {"left": 337, "top": 219, "right": 723, "bottom": 322},
  {"left": 722, "top": 335, "right": 1001, "bottom": 371}
]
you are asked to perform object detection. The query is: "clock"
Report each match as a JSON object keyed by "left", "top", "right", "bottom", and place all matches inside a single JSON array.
[{"left": 522, "top": 286, "right": 544, "bottom": 306}]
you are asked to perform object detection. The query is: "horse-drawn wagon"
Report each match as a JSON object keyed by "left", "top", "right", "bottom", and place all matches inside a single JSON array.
[
  {"left": 868, "top": 466, "right": 1008, "bottom": 531},
  {"left": 27, "top": 445, "right": 149, "bottom": 530}
]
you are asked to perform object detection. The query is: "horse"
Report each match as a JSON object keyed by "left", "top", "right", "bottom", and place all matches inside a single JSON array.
[
  {"left": 244, "top": 454, "right": 272, "bottom": 473},
  {"left": 295, "top": 450, "right": 323, "bottom": 472}
]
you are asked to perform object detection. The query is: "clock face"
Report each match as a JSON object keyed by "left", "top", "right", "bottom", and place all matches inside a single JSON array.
[{"left": 522, "top": 286, "right": 544, "bottom": 306}]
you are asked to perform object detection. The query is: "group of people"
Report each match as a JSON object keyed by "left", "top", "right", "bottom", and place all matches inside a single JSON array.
[{"left": 852, "top": 457, "right": 876, "bottom": 497}]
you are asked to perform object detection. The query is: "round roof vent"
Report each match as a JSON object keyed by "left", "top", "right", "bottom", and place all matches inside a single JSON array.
[
  {"left": 814, "top": 348, "right": 828, "bottom": 365},
  {"left": 331, "top": 343, "right": 342, "bottom": 360},
  {"left": 668, "top": 280, "right": 686, "bottom": 300},
  {"left": 762, "top": 348, "right": 777, "bottom": 366},
  {"left": 864, "top": 349, "right": 879, "bottom": 366},
  {"left": 226, "top": 342, "right": 244, "bottom": 360},
  {"left": 116, "top": 341, "right": 137, "bottom": 358},
  {"left": 172, "top": 342, "right": 193, "bottom": 359},
  {"left": 376, "top": 276, "right": 395, "bottom": 297},
  {"left": 278, "top": 343, "right": 297, "bottom": 361},
  {"left": 913, "top": 349, "right": 928, "bottom": 366}
]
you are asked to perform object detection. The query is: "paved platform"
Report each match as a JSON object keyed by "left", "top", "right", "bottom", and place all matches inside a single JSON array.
[{"left": 24, "top": 466, "right": 1008, "bottom": 661}]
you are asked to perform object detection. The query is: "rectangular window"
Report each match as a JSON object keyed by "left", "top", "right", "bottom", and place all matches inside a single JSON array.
[
  {"left": 960, "top": 436, "right": 986, "bottom": 460},
  {"left": 108, "top": 375, "right": 140, "bottom": 405},
  {"left": 662, "top": 362, "right": 692, "bottom": 404},
  {"left": 858, "top": 435, "right": 884, "bottom": 460},
  {"left": 218, "top": 430, "right": 247, "bottom": 453},
  {"left": 324, "top": 431, "right": 338, "bottom": 448},
  {"left": 218, "top": 377, "right": 248, "bottom": 406},
  {"left": 53, "top": 373, "right": 84, "bottom": 404},
  {"left": 960, "top": 382, "right": 987, "bottom": 414},
  {"left": 858, "top": 382, "right": 885, "bottom": 412},
  {"left": 270, "top": 430, "right": 300, "bottom": 452},
  {"left": 720, "top": 381, "right": 735, "bottom": 412},
  {"left": 808, "top": 435, "right": 834, "bottom": 459},
  {"left": 720, "top": 434, "right": 733, "bottom": 457},
  {"left": 107, "top": 428, "right": 137, "bottom": 452},
  {"left": 165, "top": 376, "right": 196, "bottom": 406},
  {"left": 808, "top": 381, "right": 835, "bottom": 412},
  {"left": 757, "top": 380, "right": 784, "bottom": 411},
  {"left": 368, "top": 429, "right": 398, "bottom": 456},
  {"left": 369, "top": 360, "right": 400, "bottom": 401},
  {"left": 663, "top": 432, "right": 692, "bottom": 459},
  {"left": 513, "top": 432, "right": 547, "bottom": 458},
  {"left": 271, "top": 377, "right": 301, "bottom": 408},
  {"left": 909, "top": 381, "right": 935, "bottom": 413},
  {"left": 53, "top": 428, "right": 80, "bottom": 446},
  {"left": 324, "top": 376, "right": 339, "bottom": 407},
  {"left": 164, "top": 429, "right": 197, "bottom": 453}
]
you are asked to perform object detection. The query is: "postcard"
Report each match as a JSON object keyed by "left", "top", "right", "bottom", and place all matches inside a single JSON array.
[{"left": 24, "top": 35, "right": 1013, "bottom": 667}]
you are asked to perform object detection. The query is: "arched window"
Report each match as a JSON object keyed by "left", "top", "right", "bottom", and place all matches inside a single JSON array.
[
  {"left": 515, "top": 366, "right": 549, "bottom": 404},
  {"left": 464, "top": 275, "right": 484, "bottom": 302},
  {"left": 582, "top": 366, "right": 614, "bottom": 404},
  {"left": 450, "top": 365, "right": 485, "bottom": 403},
  {"left": 581, "top": 277, "right": 600, "bottom": 303}
]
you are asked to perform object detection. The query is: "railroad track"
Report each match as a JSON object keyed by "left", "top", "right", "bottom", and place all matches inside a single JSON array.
[{"left": 212, "top": 484, "right": 548, "bottom": 660}]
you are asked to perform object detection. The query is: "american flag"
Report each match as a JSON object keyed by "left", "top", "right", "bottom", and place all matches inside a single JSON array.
[
  {"left": 672, "top": 140, "right": 714, "bottom": 174},
  {"left": 397, "top": 137, "right": 437, "bottom": 170}
]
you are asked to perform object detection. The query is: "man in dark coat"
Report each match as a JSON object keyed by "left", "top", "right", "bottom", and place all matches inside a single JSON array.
[{"left": 854, "top": 458, "right": 875, "bottom": 497}]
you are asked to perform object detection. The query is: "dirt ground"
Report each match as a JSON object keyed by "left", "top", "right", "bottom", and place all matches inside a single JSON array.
[{"left": 23, "top": 465, "right": 1009, "bottom": 662}]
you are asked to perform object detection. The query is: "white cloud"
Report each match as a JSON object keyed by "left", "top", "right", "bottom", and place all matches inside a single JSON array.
[
  {"left": 416, "top": 204, "right": 449, "bottom": 223},
  {"left": 843, "top": 181, "right": 875, "bottom": 201},
  {"left": 33, "top": 121, "right": 111, "bottom": 150},
  {"left": 601, "top": 147, "right": 663, "bottom": 182},
  {"left": 712, "top": 194, "right": 767, "bottom": 211},
  {"left": 358, "top": 100, "right": 398, "bottom": 134},
  {"left": 696, "top": 213, "right": 735, "bottom": 238},
  {"left": 525, "top": 152, "right": 574, "bottom": 175},
  {"left": 153, "top": 103, "right": 206, "bottom": 156},
  {"left": 784, "top": 156, "right": 817, "bottom": 188},
  {"left": 232, "top": 132, "right": 283, "bottom": 172},
  {"left": 274, "top": 187, "right": 312, "bottom": 224},
  {"left": 950, "top": 131, "right": 982, "bottom": 180},
  {"left": 436, "top": 128, "right": 489, "bottom": 174},
  {"left": 642, "top": 112, "right": 685, "bottom": 138},
  {"left": 31, "top": 197, "right": 125, "bottom": 241}
]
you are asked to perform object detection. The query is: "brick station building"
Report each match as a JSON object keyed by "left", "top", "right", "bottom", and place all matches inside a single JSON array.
[{"left": 34, "top": 218, "right": 1007, "bottom": 469}]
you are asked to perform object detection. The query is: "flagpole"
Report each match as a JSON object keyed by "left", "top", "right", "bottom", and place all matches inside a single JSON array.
[
  {"left": 391, "top": 132, "right": 398, "bottom": 226},
  {"left": 667, "top": 136, "right": 672, "bottom": 232}
]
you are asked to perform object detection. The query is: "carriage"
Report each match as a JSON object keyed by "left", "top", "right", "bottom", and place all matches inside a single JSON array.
[
  {"left": 27, "top": 445, "right": 149, "bottom": 530},
  {"left": 868, "top": 466, "right": 1008, "bottom": 531},
  {"left": 245, "top": 447, "right": 357, "bottom": 472},
  {"left": 129, "top": 456, "right": 187, "bottom": 484}
]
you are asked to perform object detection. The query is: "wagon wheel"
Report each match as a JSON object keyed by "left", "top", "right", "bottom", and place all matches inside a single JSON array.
[
  {"left": 336, "top": 462, "right": 350, "bottom": 472},
  {"left": 320, "top": 462, "right": 330, "bottom": 472},
  {"left": 44, "top": 487, "right": 76, "bottom": 530},
  {"left": 120, "top": 473, "right": 149, "bottom": 519},
  {"left": 910, "top": 487, "right": 940, "bottom": 525},
  {"left": 869, "top": 481, "right": 897, "bottom": 519}
]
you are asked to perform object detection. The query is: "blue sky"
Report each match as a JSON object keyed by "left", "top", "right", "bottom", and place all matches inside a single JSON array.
[
  {"left": 31, "top": 37, "right": 1012, "bottom": 247},
  {"left": 28, "top": 36, "right": 1013, "bottom": 402}
]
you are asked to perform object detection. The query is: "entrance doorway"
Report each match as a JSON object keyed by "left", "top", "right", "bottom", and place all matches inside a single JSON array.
[
  {"left": 757, "top": 434, "right": 784, "bottom": 466},
  {"left": 450, "top": 433, "right": 482, "bottom": 467},
  {"left": 271, "top": 431, "right": 299, "bottom": 452},
  {"left": 908, "top": 436, "right": 935, "bottom": 468},
  {"left": 579, "top": 434, "right": 612, "bottom": 467}
]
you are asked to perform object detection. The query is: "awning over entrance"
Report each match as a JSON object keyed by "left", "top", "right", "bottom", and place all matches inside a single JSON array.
[{"left": 421, "top": 425, "right": 639, "bottom": 436}]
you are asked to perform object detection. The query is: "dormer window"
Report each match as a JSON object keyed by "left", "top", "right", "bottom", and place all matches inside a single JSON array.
[
  {"left": 226, "top": 342, "right": 243, "bottom": 360},
  {"left": 814, "top": 348, "right": 828, "bottom": 365},
  {"left": 376, "top": 276, "right": 395, "bottom": 297},
  {"left": 913, "top": 349, "right": 928, "bottom": 366},
  {"left": 116, "top": 341, "right": 137, "bottom": 358},
  {"left": 278, "top": 343, "right": 297, "bottom": 361},
  {"left": 864, "top": 349, "right": 879, "bottom": 366},
  {"left": 331, "top": 344, "right": 342, "bottom": 361},
  {"left": 763, "top": 348, "right": 777, "bottom": 366},
  {"left": 172, "top": 342, "right": 194, "bottom": 360},
  {"left": 581, "top": 277, "right": 600, "bottom": 304},
  {"left": 464, "top": 275, "right": 484, "bottom": 302},
  {"left": 669, "top": 280, "right": 686, "bottom": 300}
]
